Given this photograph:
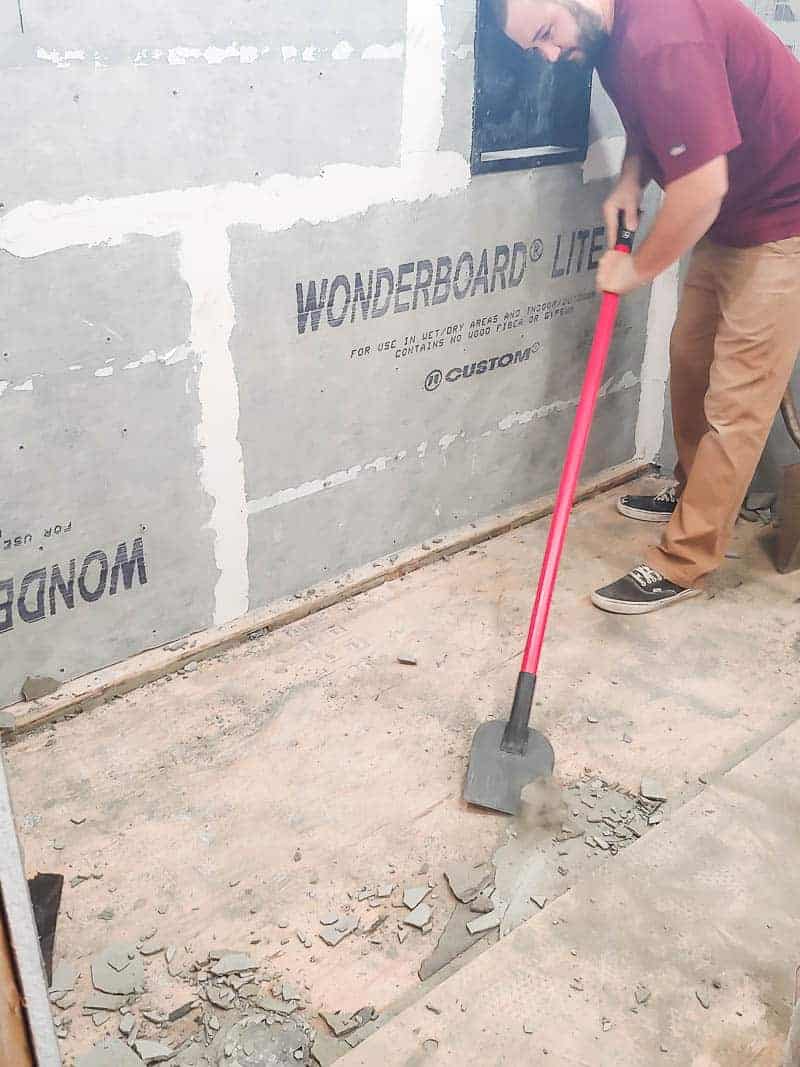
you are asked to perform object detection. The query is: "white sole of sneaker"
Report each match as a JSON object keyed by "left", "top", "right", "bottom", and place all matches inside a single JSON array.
[
  {"left": 616, "top": 499, "right": 674, "bottom": 523},
  {"left": 590, "top": 586, "right": 703, "bottom": 615}
]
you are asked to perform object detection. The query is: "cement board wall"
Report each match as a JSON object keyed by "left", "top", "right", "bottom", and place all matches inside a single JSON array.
[{"left": 0, "top": 1, "right": 653, "bottom": 708}]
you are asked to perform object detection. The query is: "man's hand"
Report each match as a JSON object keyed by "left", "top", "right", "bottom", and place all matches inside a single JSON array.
[
  {"left": 603, "top": 171, "right": 644, "bottom": 239},
  {"left": 596, "top": 250, "right": 647, "bottom": 295}
]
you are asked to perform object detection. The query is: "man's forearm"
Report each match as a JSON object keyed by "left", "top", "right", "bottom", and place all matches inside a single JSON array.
[
  {"left": 621, "top": 151, "right": 650, "bottom": 190},
  {"left": 633, "top": 158, "right": 727, "bottom": 280}
]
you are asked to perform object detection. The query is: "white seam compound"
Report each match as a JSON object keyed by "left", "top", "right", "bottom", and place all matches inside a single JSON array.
[
  {"left": 181, "top": 225, "right": 249, "bottom": 626},
  {"left": 28, "top": 41, "right": 406, "bottom": 68},
  {"left": 400, "top": 0, "right": 445, "bottom": 163}
]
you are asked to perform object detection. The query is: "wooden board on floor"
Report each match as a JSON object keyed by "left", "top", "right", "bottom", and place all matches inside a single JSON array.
[
  {"left": 0, "top": 748, "right": 62, "bottom": 1065},
  {"left": 0, "top": 904, "right": 35, "bottom": 1066}
]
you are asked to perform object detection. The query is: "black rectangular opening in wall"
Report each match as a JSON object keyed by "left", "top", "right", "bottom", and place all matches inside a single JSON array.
[{"left": 471, "top": 0, "right": 592, "bottom": 175}]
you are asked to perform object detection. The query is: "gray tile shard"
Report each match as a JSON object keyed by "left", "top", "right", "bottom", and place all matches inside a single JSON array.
[
  {"left": 403, "top": 903, "right": 433, "bottom": 930},
  {"left": 320, "top": 1007, "right": 376, "bottom": 1038},
  {"left": 75, "top": 1037, "right": 143, "bottom": 1067},
  {"left": 139, "top": 942, "right": 165, "bottom": 957},
  {"left": 92, "top": 944, "right": 145, "bottom": 996},
  {"left": 640, "top": 778, "right": 668, "bottom": 803},
  {"left": 119, "top": 1014, "right": 136, "bottom": 1036},
  {"left": 312, "top": 1029, "right": 346, "bottom": 1066},
  {"left": 107, "top": 947, "right": 136, "bottom": 972},
  {"left": 403, "top": 886, "right": 431, "bottom": 910},
  {"left": 134, "top": 1039, "right": 176, "bottom": 1062},
  {"left": 444, "top": 862, "right": 494, "bottom": 904},
  {"left": 466, "top": 908, "right": 503, "bottom": 935},
  {"left": 21, "top": 675, "right": 60, "bottom": 701},
  {"left": 320, "top": 1010, "right": 362, "bottom": 1038},
  {"left": 419, "top": 903, "right": 495, "bottom": 982},
  {"left": 210, "top": 952, "right": 257, "bottom": 975},
  {"left": 469, "top": 889, "right": 495, "bottom": 914},
  {"left": 85, "top": 991, "right": 129, "bottom": 1012},
  {"left": 50, "top": 961, "right": 77, "bottom": 994},
  {"left": 282, "top": 982, "right": 301, "bottom": 1003},
  {"left": 255, "top": 994, "right": 295, "bottom": 1015},
  {"left": 205, "top": 985, "right": 236, "bottom": 1009},
  {"left": 320, "top": 915, "right": 358, "bottom": 947}
]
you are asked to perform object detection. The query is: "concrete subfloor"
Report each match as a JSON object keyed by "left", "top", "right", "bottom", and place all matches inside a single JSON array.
[{"left": 5, "top": 476, "right": 800, "bottom": 1065}]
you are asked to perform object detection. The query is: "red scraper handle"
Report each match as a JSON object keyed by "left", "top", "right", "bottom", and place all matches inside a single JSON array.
[{"left": 521, "top": 220, "right": 635, "bottom": 677}]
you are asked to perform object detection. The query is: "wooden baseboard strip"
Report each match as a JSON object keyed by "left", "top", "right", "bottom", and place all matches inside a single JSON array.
[{"left": 2, "top": 461, "right": 651, "bottom": 738}]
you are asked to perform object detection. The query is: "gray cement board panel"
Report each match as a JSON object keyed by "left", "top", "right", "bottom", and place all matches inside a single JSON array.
[
  {"left": 0, "top": 238, "right": 214, "bottom": 707},
  {"left": 230, "top": 169, "right": 648, "bottom": 608},
  {"left": 0, "top": 59, "right": 402, "bottom": 209},
  {"left": 15, "top": 1, "right": 406, "bottom": 52},
  {"left": 243, "top": 384, "right": 638, "bottom": 608}
]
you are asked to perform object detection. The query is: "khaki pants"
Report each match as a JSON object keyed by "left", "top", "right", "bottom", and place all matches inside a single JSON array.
[{"left": 647, "top": 236, "right": 800, "bottom": 588}]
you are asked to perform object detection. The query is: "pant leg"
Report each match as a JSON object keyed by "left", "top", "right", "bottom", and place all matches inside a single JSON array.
[
  {"left": 668, "top": 241, "right": 722, "bottom": 490},
  {"left": 648, "top": 236, "right": 800, "bottom": 588}
]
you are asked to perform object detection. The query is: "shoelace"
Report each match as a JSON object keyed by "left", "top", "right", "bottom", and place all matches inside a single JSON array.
[
  {"left": 630, "top": 564, "right": 665, "bottom": 590},
  {"left": 654, "top": 486, "right": 677, "bottom": 504}
]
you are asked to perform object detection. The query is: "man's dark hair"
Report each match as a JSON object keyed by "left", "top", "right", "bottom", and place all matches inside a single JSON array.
[{"left": 488, "top": 0, "right": 509, "bottom": 29}]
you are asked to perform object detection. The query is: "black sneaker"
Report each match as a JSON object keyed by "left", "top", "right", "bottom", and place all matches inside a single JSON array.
[
  {"left": 591, "top": 564, "right": 701, "bottom": 615},
  {"left": 617, "top": 486, "right": 678, "bottom": 523}
]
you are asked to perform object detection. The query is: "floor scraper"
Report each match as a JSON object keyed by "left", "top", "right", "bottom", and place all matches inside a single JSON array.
[{"left": 463, "top": 219, "right": 636, "bottom": 816}]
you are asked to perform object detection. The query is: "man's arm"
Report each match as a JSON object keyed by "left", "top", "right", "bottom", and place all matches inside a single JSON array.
[{"left": 597, "top": 155, "right": 728, "bottom": 294}]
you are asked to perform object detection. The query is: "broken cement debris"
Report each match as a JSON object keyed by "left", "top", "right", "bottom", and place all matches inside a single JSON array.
[
  {"left": 444, "top": 862, "right": 493, "bottom": 904},
  {"left": 76, "top": 1037, "right": 144, "bottom": 1066},
  {"left": 210, "top": 953, "right": 257, "bottom": 976},
  {"left": 134, "top": 1039, "right": 176, "bottom": 1062},
  {"left": 640, "top": 778, "right": 668, "bottom": 803},
  {"left": 320, "top": 1006, "right": 376, "bottom": 1038},
  {"left": 403, "top": 903, "right": 433, "bottom": 930},
  {"left": 92, "top": 943, "right": 145, "bottom": 996},
  {"left": 311, "top": 1030, "right": 344, "bottom": 1067},
  {"left": 21, "top": 675, "right": 60, "bottom": 701},
  {"left": 50, "top": 960, "right": 77, "bottom": 994},
  {"left": 403, "top": 885, "right": 431, "bottom": 910},
  {"left": 66, "top": 771, "right": 668, "bottom": 1063},
  {"left": 466, "top": 908, "right": 503, "bottom": 935},
  {"left": 319, "top": 915, "right": 358, "bottom": 947}
]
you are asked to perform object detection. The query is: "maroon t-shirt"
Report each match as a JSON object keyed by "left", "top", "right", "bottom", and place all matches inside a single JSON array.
[{"left": 597, "top": 0, "right": 800, "bottom": 247}]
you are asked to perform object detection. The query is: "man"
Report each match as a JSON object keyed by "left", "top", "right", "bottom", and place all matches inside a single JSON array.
[{"left": 492, "top": 0, "right": 800, "bottom": 614}]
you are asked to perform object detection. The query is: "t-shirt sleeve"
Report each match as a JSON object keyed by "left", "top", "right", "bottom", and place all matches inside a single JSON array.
[{"left": 633, "top": 43, "right": 742, "bottom": 183}]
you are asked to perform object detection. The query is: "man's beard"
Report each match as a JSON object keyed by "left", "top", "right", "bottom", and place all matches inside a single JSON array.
[{"left": 557, "top": 0, "right": 609, "bottom": 64}]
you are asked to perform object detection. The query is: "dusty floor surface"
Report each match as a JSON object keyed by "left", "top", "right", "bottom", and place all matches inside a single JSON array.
[{"left": 4, "top": 477, "right": 799, "bottom": 1065}]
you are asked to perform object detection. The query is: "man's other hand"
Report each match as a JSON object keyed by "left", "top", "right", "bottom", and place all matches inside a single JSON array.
[{"left": 603, "top": 176, "right": 643, "bottom": 239}]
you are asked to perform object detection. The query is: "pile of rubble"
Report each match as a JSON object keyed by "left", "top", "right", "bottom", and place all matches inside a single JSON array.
[{"left": 64, "top": 773, "right": 669, "bottom": 1065}]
